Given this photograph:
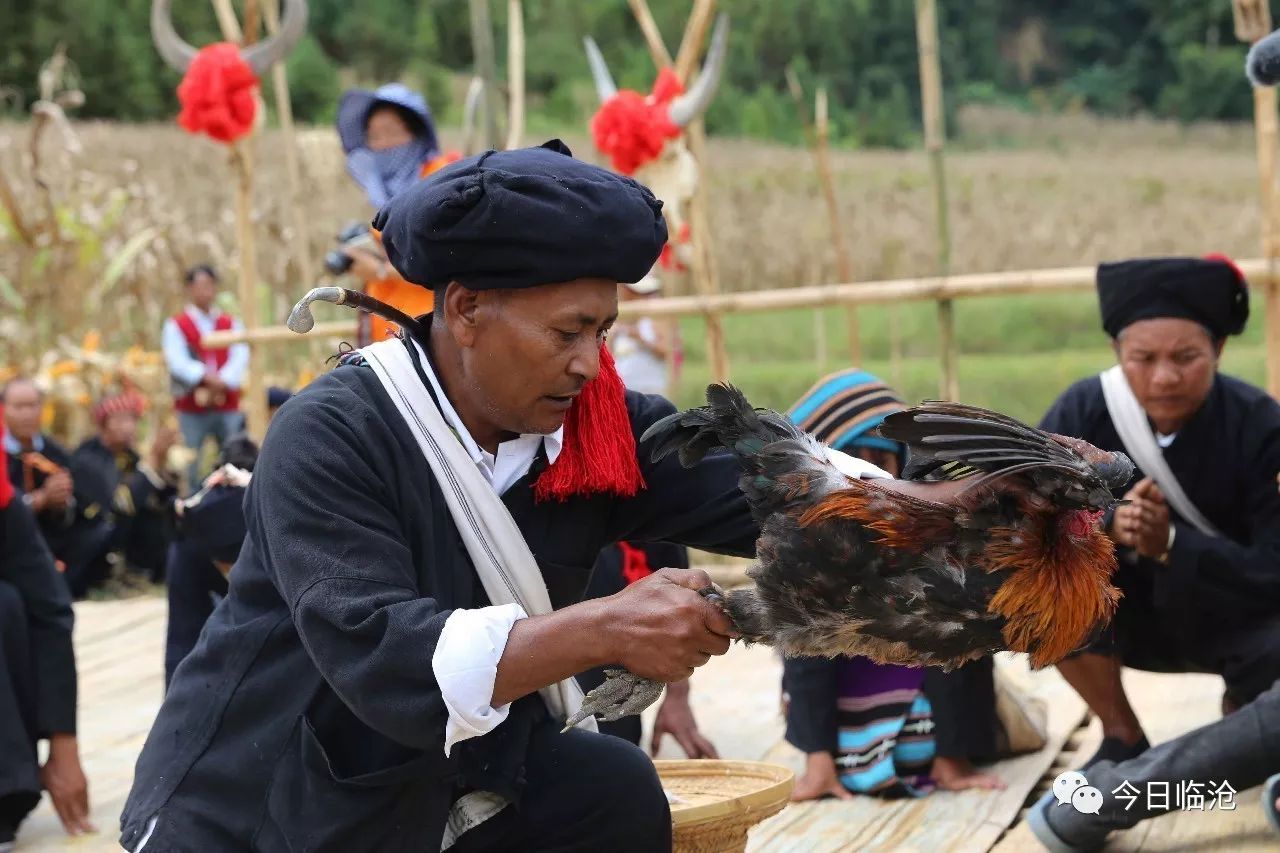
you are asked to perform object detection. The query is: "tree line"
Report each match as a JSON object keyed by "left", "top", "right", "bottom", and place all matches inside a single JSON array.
[{"left": 0, "top": 0, "right": 1259, "bottom": 147}]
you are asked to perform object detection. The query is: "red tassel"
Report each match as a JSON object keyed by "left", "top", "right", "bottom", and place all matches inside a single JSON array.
[
  {"left": 176, "top": 43, "right": 258, "bottom": 144},
  {"left": 534, "top": 345, "right": 646, "bottom": 503},
  {"left": 0, "top": 406, "right": 12, "bottom": 510}
]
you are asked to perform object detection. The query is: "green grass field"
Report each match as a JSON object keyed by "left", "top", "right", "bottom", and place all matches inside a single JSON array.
[{"left": 666, "top": 290, "right": 1269, "bottom": 423}]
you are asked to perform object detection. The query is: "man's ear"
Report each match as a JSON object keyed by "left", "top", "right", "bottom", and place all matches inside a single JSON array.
[
  {"left": 443, "top": 282, "right": 481, "bottom": 347},
  {"left": 1214, "top": 338, "right": 1226, "bottom": 361}
]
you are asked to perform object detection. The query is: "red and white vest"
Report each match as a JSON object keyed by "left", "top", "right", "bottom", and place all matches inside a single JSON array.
[{"left": 173, "top": 311, "right": 240, "bottom": 413}]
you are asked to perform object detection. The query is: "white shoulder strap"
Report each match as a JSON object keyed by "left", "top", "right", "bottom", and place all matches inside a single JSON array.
[
  {"left": 358, "top": 338, "right": 592, "bottom": 729},
  {"left": 1099, "top": 365, "right": 1220, "bottom": 538}
]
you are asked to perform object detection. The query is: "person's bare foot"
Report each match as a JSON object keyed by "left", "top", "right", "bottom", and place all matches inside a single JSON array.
[{"left": 930, "top": 756, "right": 1006, "bottom": 791}]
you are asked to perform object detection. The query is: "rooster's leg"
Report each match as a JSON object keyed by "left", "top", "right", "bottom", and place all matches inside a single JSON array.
[
  {"left": 561, "top": 669, "right": 665, "bottom": 733},
  {"left": 561, "top": 587, "right": 732, "bottom": 733}
]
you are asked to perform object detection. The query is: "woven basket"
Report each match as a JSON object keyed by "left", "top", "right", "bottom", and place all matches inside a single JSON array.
[{"left": 655, "top": 760, "right": 794, "bottom": 853}]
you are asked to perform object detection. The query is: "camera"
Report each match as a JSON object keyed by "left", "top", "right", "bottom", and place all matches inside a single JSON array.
[{"left": 323, "top": 221, "right": 377, "bottom": 275}]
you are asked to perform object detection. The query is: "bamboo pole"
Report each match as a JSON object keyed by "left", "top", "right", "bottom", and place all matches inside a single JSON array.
[
  {"left": 207, "top": 320, "right": 356, "bottom": 347},
  {"left": 469, "top": 0, "right": 502, "bottom": 150},
  {"left": 243, "top": 0, "right": 261, "bottom": 43},
  {"left": 786, "top": 70, "right": 861, "bottom": 366},
  {"left": 211, "top": 0, "right": 267, "bottom": 440},
  {"left": 210, "top": 0, "right": 244, "bottom": 42},
  {"left": 1237, "top": 2, "right": 1280, "bottom": 397},
  {"left": 915, "top": 0, "right": 957, "bottom": 400},
  {"left": 203, "top": 258, "right": 1280, "bottom": 345},
  {"left": 263, "top": 0, "right": 315, "bottom": 298},
  {"left": 628, "top": 0, "right": 674, "bottom": 67},
  {"left": 674, "top": 0, "right": 718, "bottom": 82},
  {"left": 505, "top": 0, "right": 525, "bottom": 150},
  {"left": 624, "top": 0, "right": 685, "bottom": 394},
  {"left": 673, "top": 0, "right": 729, "bottom": 381}
]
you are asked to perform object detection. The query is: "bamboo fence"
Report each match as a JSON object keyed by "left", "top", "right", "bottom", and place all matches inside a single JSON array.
[{"left": 205, "top": 258, "right": 1280, "bottom": 400}]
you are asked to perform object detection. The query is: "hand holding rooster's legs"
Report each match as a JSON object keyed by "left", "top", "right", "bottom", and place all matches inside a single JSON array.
[{"left": 563, "top": 576, "right": 735, "bottom": 731}]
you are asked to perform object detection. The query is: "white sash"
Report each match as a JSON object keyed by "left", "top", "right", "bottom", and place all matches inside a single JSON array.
[
  {"left": 1099, "top": 365, "right": 1221, "bottom": 538},
  {"left": 359, "top": 337, "right": 595, "bottom": 729}
]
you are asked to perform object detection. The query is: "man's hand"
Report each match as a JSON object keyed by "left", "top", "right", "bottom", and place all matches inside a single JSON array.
[
  {"left": 791, "top": 752, "right": 853, "bottom": 801},
  {"left": 41, "top": 734, "right": 94, "bottom": 836},
  {"left": 41, "top": 470, "right": 74, "bottom": 511},
  {"left": 650, "top": 678, "right": 719, "bottom": 759},
  {"left": 600, "top": 568, "right": 737, "bottom": 684},
  {"left": 343, "top": 246, "right": 389, "bottom": 283},
  {"left": 1112, "top": 477, "right": 1170, "bottom": 560},
  {"left": 203, "top": 369, "right": 227, "bottom": 392}
]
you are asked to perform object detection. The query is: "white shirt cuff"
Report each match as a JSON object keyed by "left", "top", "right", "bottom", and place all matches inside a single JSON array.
[
  {"left": 824, "top": 446, "right": 894, "bottom": 480},
  {"left": 433, "top": 603, "right": 528, "bottom": 757}
]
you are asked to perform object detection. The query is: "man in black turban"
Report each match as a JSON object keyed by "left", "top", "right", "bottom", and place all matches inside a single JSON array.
[
  {"left": 120, "top": 142, "right": 804, "bottom": 853},
  {"left": 1031, "top": 255, "right": 1280, "bottom": 776}
]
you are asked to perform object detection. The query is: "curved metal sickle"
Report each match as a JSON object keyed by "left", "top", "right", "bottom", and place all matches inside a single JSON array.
[
  {"left": 288, "top": 286, "right": 430, "bottom": 341},
  {"left": 287, "top": 286, "right": 347, "bottom": 334}
]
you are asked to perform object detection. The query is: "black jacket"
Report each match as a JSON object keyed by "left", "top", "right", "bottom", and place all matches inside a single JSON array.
[{"left": 121, "top": 362, "right": 756, "bottom": 852}]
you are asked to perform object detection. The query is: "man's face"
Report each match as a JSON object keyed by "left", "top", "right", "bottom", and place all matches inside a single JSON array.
[
  {"left": 3, "top": 381, "right": 42, "bottom": 441},
  {"left": 187, "top": 271, "right": 218, "bottom": 311},
  {"left": 366, "top": 107, "right": 415, "bottom": 152},
  {"left": 1115, "top": 317, "right": 1220, "bottom": 430},
  {"left": 101, "top": 412, "right": 139, "bottom": 452},
  {"left": 448, "top": 279, "right": 618, "bottom": 437}
]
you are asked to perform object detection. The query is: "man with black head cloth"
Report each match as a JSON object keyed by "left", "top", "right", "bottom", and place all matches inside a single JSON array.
[
  {"left": 1039, "top": 255, "right": 1280, "bottom": 771},
  {"left": 120, "top": 141, "right": 892, "bottom": 853}
]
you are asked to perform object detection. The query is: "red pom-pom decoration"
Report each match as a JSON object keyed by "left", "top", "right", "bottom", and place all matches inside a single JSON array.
[
  {"left": 589, "top": 67, "right": 685, "bottom": 176},
  {"left": 176, "top": 43, "right": 259, "bottom": 144}
]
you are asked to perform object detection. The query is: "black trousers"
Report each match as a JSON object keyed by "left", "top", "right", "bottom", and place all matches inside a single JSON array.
[
  {"left": 449, "top": 720, "right": 672, "bottom": 853},
  {"left": 923, "top": 658, "right": 1000, "bottom": 761},
  {"left": 163, "top": 540, "right": 228, "bottom": 689},
  {"left": 0, "top": 581, "right": 42, "bottom": 837},
  {"left": 1081, "top": 571, "right": 1280, "bottom": 707}
]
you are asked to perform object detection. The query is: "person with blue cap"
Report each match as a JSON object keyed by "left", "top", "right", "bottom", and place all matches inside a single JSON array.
[
  {"left": 121, "top": 141, "right": 897, "bottom": 853},
  {"left": 336, "top": 84, "right": 460, "bottom": 345}
]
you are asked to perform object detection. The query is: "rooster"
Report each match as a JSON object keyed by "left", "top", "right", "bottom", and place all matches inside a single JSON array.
[{"left": 564, "top": 384, "right": 1132, "bottom": 730}]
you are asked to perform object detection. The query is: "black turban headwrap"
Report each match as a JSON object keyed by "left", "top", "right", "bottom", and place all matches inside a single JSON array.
[
  {"left": 372, "top": 139, "right": 668, "bottom": 291},
  {"left": 1097, "top": 256, "right": 1250, "bottom": 339}
]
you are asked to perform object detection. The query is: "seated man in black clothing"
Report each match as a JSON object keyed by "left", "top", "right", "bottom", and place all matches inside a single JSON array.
[
  {"left": 2, "top": 378, "right": 113, "bottom": 591},
  {"left": 68, "top": 392, "right": 180, "bottom": 591},
  {"left": 1040, "top": 256, "right": 1280, "bottom": 769},
  {"left": 121, "top": 142, "right": 808, "bottom": 853},
  {"left": 0, "top": 415, "right": 91, "bottom": 847},
  {"left": 163, "top": 433, "right": 257, "bottom": 687}
]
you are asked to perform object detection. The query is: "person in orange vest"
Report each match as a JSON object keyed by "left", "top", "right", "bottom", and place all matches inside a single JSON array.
[
  {"left": 337, "top": 84, "right": 460, "bottom": 345},
  {"left": 161, "top": 264, "right": 249, "bottom": 491}
]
